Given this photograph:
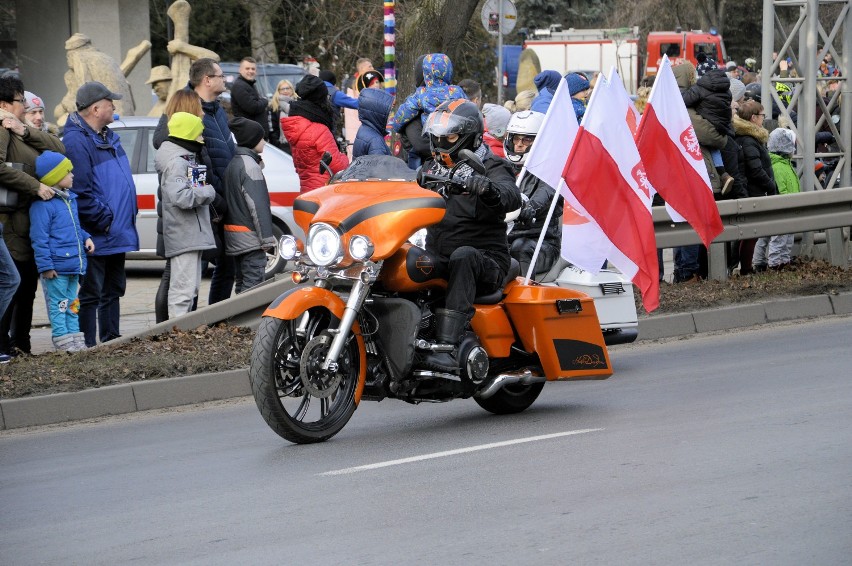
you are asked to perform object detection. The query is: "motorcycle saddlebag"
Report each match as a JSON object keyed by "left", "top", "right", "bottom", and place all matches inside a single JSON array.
[{"left": 503, "top": 283, "right": 612, "bottom": 380}]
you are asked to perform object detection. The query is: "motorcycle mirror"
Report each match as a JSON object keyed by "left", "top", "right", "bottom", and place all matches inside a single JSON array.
[
  {"left": 320, "top": 152, "right": 333, "bottom": 175},
  {"left": 458, "top": 149, "right": 486, "bottom": 175}
]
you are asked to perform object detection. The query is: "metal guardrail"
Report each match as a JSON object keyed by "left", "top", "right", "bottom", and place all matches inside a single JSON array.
[{"left": 654, "top": 185, "right": 852, "bottom": 279}]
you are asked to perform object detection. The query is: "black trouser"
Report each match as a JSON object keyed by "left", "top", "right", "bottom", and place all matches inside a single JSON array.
[
  {"left": 510, "top": 238, "right": 558, "bottom": 279},
  {"left": 0, "top": 256, "right": 37, "bottom": 355},
  {"left": 79, "top": 253, "right": 126, "bottom": 347},
  {"left": 436, "top": 246, "right": 505, "bottom": 318},
  {"left": 207, "top": 224, "right": 235, "bottom": 305}
]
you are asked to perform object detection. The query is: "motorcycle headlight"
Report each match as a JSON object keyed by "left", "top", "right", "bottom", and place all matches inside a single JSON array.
[
  {"left": 307, "top": 223, "right": 343, "bottom": 266},
  {"left": 278, "top": 235, "right": 299, "bottom": 260},
  {"left": 349, "top": 235, "right": 374, "bottom": 261}
]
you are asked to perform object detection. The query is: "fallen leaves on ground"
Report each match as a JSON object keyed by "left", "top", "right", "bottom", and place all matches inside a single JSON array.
[
  {"left": 1, "top": 259, "right": 849, "bottom": 400},
  {"left": 1, "top": 324, "right": 253, "bottom": 399}
]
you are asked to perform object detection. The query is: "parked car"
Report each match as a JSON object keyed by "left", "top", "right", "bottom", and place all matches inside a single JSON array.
[
  {"left": 219, "top": 62, "right": 307, "bottom": 100},
  {"left": 107, "top": 116, "right": 303, "bottom": 277}
]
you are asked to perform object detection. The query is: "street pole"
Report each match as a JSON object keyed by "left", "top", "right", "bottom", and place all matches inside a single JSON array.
[{"left": 497, "top": 0, "right": 504, "bottom": 105}]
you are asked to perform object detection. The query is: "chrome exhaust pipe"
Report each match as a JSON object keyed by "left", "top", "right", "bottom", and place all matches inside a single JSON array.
[{"left": 476, "top": 369, "right": 547, "bottom": 399}]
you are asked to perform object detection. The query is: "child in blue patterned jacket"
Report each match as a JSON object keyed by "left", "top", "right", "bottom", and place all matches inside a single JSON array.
[{"left": 389, "top": 53, "right": 467, "bottom": 134}]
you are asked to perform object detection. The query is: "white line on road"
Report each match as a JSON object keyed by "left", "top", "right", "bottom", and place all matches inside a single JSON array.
[{"left": 319, "top": 428, "right": 604, "bottom": 476}]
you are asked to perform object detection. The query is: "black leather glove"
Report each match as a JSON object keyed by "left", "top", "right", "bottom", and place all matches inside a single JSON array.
[
  {"left": 517, "top": 204, "right": 537, "bottom": 226},
  {"left": 463, "top": 174, "right": 494, "bottom": 197}
]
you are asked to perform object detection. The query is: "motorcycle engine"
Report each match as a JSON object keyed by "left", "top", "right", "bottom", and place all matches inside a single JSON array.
[{"left": 458, "top": 335, "right": 489, "bottom": 384}]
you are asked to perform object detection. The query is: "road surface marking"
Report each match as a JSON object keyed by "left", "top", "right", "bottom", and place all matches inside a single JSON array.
[{"left": 320, "top": 428, "right": 604, "bottom": 476}]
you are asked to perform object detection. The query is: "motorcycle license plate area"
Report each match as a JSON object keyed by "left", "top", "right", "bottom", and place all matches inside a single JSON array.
[{"left": 504, "top": 285, "right": 612, "bottom": 380}]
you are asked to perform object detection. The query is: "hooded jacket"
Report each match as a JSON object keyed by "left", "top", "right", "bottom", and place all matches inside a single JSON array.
[
  {"left": 682, "top": 69, "right": 734, "bottom": 137},
  {"left": 769, "top": 152, "right": 800, "bottom": 195},
  {"left": 0, "top": 108, "right": 65, "bottom": 261},
  {"left": 390, "top": 53, "right": 466, "bottom": 132},
  {"left": 353, "top": 88, "right": 393, "bottom": 158},
  {"left": 153, "top": 139, "right": 216, "bottom": 258},
  {"left": 29, "top": 189, "right": 90, "bottom": 275},
  {"left": 222, "top": 146, "right": 276, "bottom": 255},
  {"left": 529, "top": 70, "right": 562, "bottom": 114},
  {"left": 280, "top": 115, "right": 349, "bottom": 192},
  {"left": 734, "top": 115, "right": 777, "bottom": 197},
  {"left": 62, "top": 112, "right": 139, "bottom": 256}
]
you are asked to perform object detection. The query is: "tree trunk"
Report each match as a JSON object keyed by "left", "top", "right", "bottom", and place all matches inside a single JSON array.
[
  {"left": 396, "top": 0, "right": 481, "bottom": 97},
  {"left": 239, "top": 0, "right": 281, "bottom": 64}
]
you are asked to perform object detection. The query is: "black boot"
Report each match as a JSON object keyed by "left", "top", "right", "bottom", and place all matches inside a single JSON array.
[{"left": 420, "top": 309, "right": 467, "bottom": 373}]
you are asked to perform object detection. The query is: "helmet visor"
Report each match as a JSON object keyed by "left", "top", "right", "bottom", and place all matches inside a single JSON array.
[{"left": 424, "top": 109, "right": 480, "bottom": 137}]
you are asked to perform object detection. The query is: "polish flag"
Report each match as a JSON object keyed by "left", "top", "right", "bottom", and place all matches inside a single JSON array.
[
  {"left": 562, "top": 70, "right": 660, "bottom": 312},
  {"left": 635, "top": 55, "right": 723, "bottom": 247},
  {"left": 523, "top": 77, "right": 614, "bottom": 274}
]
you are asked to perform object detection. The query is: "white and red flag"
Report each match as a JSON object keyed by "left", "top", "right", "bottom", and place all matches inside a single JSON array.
[
  {"left": 635, "top": 55, "right": 723, "bottom": 247},
  {"left": 523, "top": 77, "right": 614, "bottom": 275},
  {"left": 562, "top": 70, "right": 660, "bottom": 312}
]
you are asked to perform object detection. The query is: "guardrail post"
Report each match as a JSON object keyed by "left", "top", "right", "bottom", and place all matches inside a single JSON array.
[{"left": 708, "top": 242, "right": 729, "bottom": 281}]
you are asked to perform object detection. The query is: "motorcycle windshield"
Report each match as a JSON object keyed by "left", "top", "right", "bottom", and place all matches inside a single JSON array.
[{"left": 335, "top": 155, "right": 418, "bottom": 182}]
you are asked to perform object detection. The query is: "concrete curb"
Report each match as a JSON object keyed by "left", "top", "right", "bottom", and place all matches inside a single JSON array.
[
  {"left": 2, "top": 291, "right": 850, "bottom": 431},
  {"left": 0, "top": 370, "right": 249, "bottom": 430}
]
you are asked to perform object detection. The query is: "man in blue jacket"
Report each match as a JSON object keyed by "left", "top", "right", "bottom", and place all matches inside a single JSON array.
[{"left": 62, "top": 81, "right": 139, "bottom": 347}]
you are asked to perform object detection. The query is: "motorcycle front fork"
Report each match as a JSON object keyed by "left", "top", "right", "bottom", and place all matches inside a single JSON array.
[{"left": 315, "top": 278, "right": 371, "bottom": 372}]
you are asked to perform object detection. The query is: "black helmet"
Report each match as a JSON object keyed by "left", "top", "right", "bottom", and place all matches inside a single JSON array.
[{"left": 424, "top": 99, "right": 483, "bottom": 167}]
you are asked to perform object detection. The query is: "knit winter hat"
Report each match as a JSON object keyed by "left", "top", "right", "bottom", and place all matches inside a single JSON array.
[
  {"left": 318, "top": 70, "right": 337, "bottom": 85},
  {"left": 729, "top": 78, "right": 746, "bottom": 102},
  {"left": 168, "top": 112, "right": 205, "bottom": 143},
  {"left": 768, "top": 127, "right": 796, "bottom": 155},
  {"left": 356, "top": 70, "right": 384, "bottom": 91},
  {"left": 565, "top": 73, "right": 591, "bottom": 96},
  {"left": 229, "top": 117, "right": 265, "bottom": 149},
  {"left": 296, "top": 74, "right": 329, "bottom": 104},
  {"left": 24, "top": 91, "right": 44, "bottom": 112},
  {"left": 35, "top": 150, "right": 73, "bottom": 186},
  {"left": 696, "top": 57, "right": 719, "bottom": 77},
  {"left": 481, "top": 103, "right": 511, "bottom": 138}
]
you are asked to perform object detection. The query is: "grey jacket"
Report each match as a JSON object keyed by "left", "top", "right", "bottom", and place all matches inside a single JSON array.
[
  {"left": 222, "top": 147, "right": 276, "bottom": 256},
  {"left": 154, "top": 140, "right": 217, "bottom": 258}
]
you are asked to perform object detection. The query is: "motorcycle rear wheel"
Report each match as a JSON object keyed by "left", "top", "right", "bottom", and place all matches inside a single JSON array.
[
  {"left": 474, "top": 381, "right": 544, "bottom": 415},
  {"left": 250, "top": 309, "right": 359, "bottom": 444}
]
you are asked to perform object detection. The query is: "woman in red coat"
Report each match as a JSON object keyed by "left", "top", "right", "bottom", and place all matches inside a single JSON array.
[{"left": 280, "top": 75, "right": 349, "bottom": 192}]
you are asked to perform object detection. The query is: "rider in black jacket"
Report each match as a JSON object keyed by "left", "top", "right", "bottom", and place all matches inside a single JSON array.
[{"left": 418, "top": 100, "right": 521, "bottom": 373}]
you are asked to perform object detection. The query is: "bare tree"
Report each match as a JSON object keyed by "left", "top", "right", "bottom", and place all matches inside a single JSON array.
[
  {"left": 237, "top": 0, "right": 283, "bottom": 63},
  {"left": 395, "top": 0, "right": 482, "bottom": 96}
]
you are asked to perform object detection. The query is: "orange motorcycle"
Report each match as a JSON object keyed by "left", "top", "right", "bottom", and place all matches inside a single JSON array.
[{"left": 249, "top": 154, "right": 613, "bottom": 444}]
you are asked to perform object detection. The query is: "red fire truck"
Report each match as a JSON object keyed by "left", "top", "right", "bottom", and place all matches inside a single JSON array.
[{"left": 644, "top": 28, "right": 727, "bottom": 77}]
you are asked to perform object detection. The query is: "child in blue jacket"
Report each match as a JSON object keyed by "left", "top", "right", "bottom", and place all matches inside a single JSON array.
[
  {"left": 30, "top": 151, "right": 94, "bottom": 352},
  {"left": 389, "top": 53, "right": 466, "bottom": 133}
]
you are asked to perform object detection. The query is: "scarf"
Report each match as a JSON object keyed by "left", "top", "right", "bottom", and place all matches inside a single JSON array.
[
  {"left": 167, "top": 136, "right": 204, "bottom": 155},
  {"left": 288, "top": 99, "right": 334, "bottom": 134},
  {"left": 429, "top": 142, "right": 490, "bottom": 181}
]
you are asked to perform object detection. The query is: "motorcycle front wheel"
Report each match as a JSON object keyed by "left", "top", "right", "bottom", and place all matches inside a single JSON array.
[
  {"left": 250, "top": 308, "right": 360, "bottom": 444},
  {"left": 474, "top": 381, "right": 544, "bottom": 415}
]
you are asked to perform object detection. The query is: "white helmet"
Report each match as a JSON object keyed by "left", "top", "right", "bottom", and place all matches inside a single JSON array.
[{"left": 504, "top": 110, "right": 545, "bottom": 167}]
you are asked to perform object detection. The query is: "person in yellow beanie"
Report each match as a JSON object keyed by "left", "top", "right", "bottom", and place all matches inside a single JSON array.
[
  {"left": 30, "top": 150, "right": 95, "bottom": 351},
  {"left": 154, "top": 112, "right": 216, "bottom": 319}
]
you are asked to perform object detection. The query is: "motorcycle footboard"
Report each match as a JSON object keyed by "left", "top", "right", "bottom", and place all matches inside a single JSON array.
[{"left": 503, "top": 284, "right": 612, "bottom": 380}]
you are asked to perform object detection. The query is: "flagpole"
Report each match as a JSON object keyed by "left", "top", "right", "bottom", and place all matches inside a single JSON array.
[{"left": 522, "top": 180, "right": 564, "bottom": 283}]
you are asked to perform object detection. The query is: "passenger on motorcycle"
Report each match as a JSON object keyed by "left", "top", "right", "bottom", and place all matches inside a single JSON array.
[
  {"left": 418, "top": 99, "right": 521, "bottom": 373},
  {"left": 504, "top": 110, "right": 563, "bottom": 278}
]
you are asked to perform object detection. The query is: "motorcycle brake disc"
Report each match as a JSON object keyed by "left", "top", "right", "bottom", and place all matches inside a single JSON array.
[{"left": 299, "top": 334, "right": 343, "bottom": 398}]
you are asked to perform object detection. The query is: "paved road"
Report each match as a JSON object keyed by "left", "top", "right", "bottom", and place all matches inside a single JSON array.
[{"left": 2, "top": 317, "right": 851, "bottom": 565}]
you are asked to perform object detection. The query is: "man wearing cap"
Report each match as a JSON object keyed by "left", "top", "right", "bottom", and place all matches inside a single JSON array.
[
  {"left": 0, "top": 75, "right": 65, "bottom": 358},
  {"left": 62, "top": 81, "right": 139, "bottom": 347},
  {"left": 231, "top": 57, "right": 269, "bottom": 140},
  {"left": 146, "top": 65, "right": 172, "bottom": 118}
]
